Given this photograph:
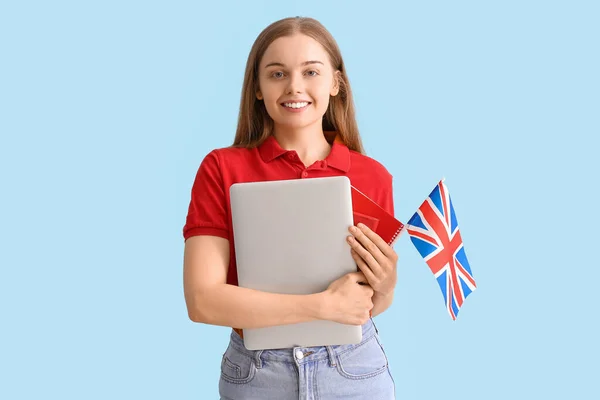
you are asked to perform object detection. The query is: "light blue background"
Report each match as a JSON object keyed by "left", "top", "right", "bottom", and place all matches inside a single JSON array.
[{"left": 1, "top": 1, "right": 598, "bottom": 399}]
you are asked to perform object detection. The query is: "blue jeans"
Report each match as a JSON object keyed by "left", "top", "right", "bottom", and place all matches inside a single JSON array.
[{"left": 219, "top": 318, "right": 396, "bottom": 399}]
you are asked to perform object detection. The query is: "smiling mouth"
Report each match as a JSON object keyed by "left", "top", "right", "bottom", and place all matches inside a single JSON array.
[{"left": 281, "top": 101, "right": 311, "bottom": 109}]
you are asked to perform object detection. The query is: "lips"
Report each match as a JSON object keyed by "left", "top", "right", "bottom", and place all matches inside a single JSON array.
[
  {"left": 281, "top": 101, "right": 311, "bottom": 109},
  {"left": 281, "top": 99, "right": 311, "bottom": 104}
]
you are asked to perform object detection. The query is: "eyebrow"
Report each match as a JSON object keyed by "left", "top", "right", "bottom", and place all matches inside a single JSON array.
[{"left": 263, "top": 60, "right": 324, "bottom": 68}]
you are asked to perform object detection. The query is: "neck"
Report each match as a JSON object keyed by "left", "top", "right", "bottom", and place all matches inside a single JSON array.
[{"left": 273, "top": 122, "right": 332, "bottom": 166}]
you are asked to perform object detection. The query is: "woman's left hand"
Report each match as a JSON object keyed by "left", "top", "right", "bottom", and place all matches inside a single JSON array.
[{"left": 347, "top": 223, "right": 398, "bottom": 296}]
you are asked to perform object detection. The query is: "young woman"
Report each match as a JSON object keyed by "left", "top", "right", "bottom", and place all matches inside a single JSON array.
[{"left": 183, "top": 16, "right": 398, "bottom": 399}]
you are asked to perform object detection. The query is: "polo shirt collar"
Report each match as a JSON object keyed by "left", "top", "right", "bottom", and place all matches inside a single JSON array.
[{"left": 258, "top": 134, "right": 351, "bottom": 172}]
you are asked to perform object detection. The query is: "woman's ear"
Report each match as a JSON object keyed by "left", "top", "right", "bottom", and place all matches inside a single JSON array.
[
  {"left": 256, "top": 90, "right": 263, "bottom": 100},
  {"left": 330, "top": 71, "right": 341, "bottom": 97}
]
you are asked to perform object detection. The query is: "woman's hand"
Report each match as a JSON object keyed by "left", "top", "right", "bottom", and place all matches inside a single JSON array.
[
  {"left": 322, "top": 271, "right": 374, "bottom": 326},
  {"left": 347, "top": 223, "right": 398, "bottom": 296}
]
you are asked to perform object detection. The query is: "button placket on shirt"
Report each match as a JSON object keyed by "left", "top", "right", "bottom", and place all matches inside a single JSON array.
[{"left": 286, "top": 151, "right": 329, "bottom": 179}]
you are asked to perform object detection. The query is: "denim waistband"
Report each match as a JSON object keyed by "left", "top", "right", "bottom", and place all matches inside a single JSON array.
[{"left": 228, "top": 318, "right": 378, "bottom": 365}]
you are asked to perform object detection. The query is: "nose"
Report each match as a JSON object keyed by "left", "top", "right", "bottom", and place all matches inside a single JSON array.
[{"left": 285, "top": 72, "right": 304, "bottom": 94}]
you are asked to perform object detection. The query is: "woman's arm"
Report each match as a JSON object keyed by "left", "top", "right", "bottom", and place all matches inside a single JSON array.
[
  {"left": 183, "top": 235, "right": 327, "bottom": 329},
  {"left": 371, "top": 290, "right": 394, "bottom": 317}
]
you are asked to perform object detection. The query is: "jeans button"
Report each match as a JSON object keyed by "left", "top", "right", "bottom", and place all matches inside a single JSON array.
[{"left": 295, "top": 349, "right": 304, "bottom": 360}]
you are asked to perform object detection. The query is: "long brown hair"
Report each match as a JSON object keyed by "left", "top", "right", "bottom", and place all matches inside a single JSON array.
[{"left": 231, "top": 17, "right": 365, "bottom": 154}]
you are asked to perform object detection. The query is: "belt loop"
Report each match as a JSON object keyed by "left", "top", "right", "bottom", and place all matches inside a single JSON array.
[
  {"left": 325, "top": 346, "right": 337, "bottom": 367},
  {"left": 254, "top": 350, "right": 264, "bottom": 369}
]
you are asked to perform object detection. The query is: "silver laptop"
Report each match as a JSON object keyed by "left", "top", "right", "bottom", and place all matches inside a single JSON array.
[{"left": 229, "top": 176, "right": 362, "bottom": 350}]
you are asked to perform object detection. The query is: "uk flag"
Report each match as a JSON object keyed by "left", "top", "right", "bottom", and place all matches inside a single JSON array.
[{"left": 406, "top": 179, "right": 476, "bottom": 320}]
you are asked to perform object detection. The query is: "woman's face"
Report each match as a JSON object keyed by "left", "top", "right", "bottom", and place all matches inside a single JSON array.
[{"left": 257, "top": 34, "right": 339, "bottom": 133}]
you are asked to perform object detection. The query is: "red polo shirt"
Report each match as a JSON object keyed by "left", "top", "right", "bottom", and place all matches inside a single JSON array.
[{"left": 183, "top": 134, "right": 395, "bottom": 287}]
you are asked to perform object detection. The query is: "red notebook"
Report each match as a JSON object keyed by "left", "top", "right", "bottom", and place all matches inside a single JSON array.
[{"left": 351, "top": 186, "right": 405, "bottom": 246}]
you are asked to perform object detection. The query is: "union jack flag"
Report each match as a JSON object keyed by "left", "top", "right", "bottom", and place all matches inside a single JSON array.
[{"left": 406, "top": 179, "right": 476, "bottom": 320}]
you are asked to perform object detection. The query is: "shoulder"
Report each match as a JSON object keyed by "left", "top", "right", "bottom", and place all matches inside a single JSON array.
[
  {"left": 198, "top": 145, "right": 255, "bottom": 169},
  {"left": 347, "top": 149, "right": 395, "bottom": 214},
  {"left": 349, "top": 150, "right": 393, "bottom": 183}
]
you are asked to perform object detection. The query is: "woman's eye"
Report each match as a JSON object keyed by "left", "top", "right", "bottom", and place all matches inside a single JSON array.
[
  {"left": 272, "top": 71, "right": 284, "bottom": 78},
  {"left": 306, "top": 70, "right": 318, "bottom": 77}
]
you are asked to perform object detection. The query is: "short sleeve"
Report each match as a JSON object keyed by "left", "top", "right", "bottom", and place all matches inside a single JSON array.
[{"left": 182, "top": 150, "right": 229, "bottom": 241}]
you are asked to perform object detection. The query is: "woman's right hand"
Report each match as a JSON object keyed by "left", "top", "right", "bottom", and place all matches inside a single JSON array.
[{"left": 321, "top": 271, "right": 374, "bottom": 325}]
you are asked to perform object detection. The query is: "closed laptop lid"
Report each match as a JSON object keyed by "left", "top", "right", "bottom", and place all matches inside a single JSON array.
[{"left": 230, "top": 176, "right": 362, "bottom": 350}]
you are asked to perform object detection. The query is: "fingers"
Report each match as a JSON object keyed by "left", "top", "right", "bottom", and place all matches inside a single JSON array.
[
  {"left": 347, "top": 225, "right": 387, "bottom": 269},
  {"left": 351, "top": 248, "right": 377, "bottom": 284},
  {"left": 350, "top": 223, "right": 396, "bottom": 260},
  {"left": 347, "top": 234, "right": 384, "bottom": 277},
  {"left": 346, "top": 271, "right": 367, "bottom": 283},
  {"left": 344, "top": 271, "right": 373, "bottom": 294}
]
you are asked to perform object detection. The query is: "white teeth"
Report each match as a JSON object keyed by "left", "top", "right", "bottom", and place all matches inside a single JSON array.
[{"left": 283, "top": 102, "right": 309, "bottom": 109}]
